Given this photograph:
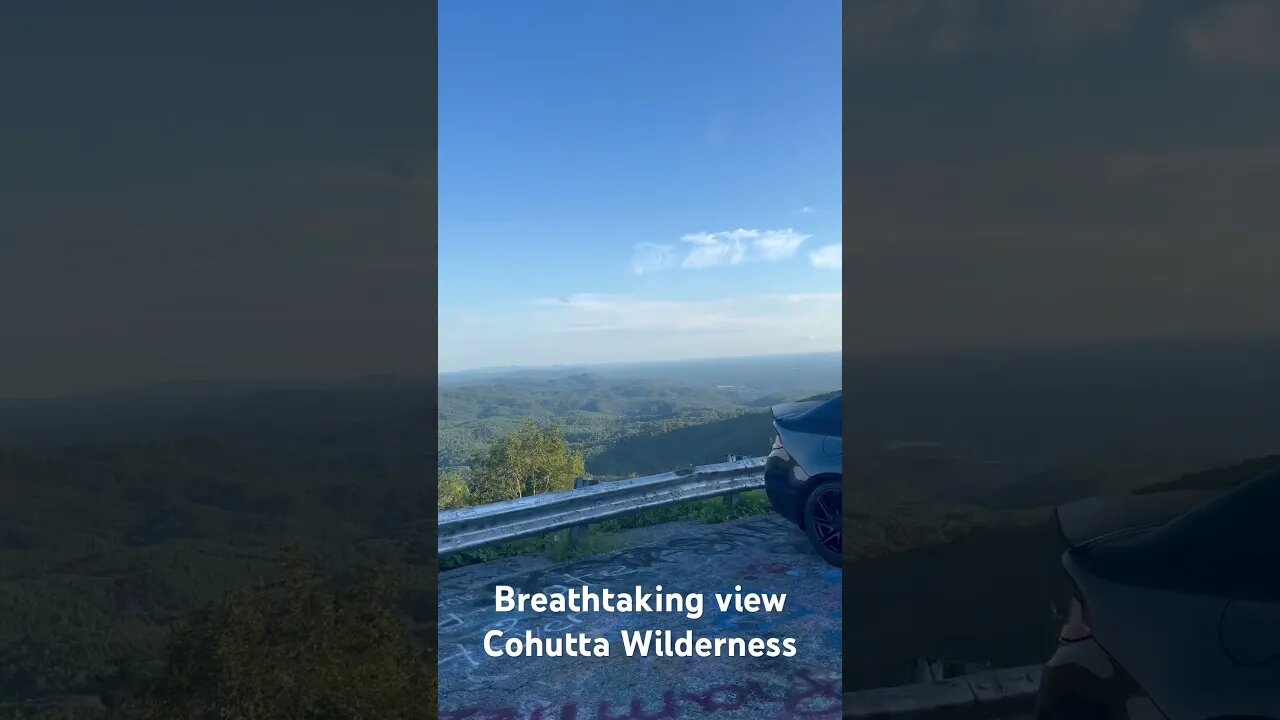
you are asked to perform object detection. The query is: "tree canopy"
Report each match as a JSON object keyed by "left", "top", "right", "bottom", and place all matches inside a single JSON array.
[
  {"left": 465, "top": 421, "right": 586, "bottom": 505},
  {"left": 438, "top": 468, "right": 471, "bottom": 510}
]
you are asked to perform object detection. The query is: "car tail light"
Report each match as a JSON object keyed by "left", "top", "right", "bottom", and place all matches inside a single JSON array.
[
  {"left": 1059, "top": 596, "right": 1093, "bottom": 643},
  {"left": 772, "top": 435, "right": 784, "bottom": 450}
]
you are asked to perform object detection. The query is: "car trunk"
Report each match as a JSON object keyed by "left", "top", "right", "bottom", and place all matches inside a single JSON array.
[{"left": 770, "top": 400, "right": 821, "bottom": 421}]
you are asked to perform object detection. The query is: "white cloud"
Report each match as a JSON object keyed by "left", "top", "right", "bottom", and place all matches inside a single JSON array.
[
  {"left": 628, "top": 229, "right": 812, "bottom": 274},
  {"left": 753, "top": 230, "right": 809, "bottom": 261},
  {"left": 680, "top": 231, "right": 746, "bottom": 269},
  {"left": 530, "top": 292, "right": 842, "bottom": 337},
  {"left": 801, "top": 206, "right": 814, "bottom": 214},
  {"left": 629, "top": 242, "right": 676, "bottom": 275},
  {"left": 810, "top": 243, "right": 842, "bottom": 270},
  {"left": 677, "top": 228, "right": 810, "bottom": 270}
]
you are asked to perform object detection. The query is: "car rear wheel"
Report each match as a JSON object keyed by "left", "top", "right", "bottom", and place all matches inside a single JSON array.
[{"left": 803, "top": 479, "right": 841, "bottom": 567}]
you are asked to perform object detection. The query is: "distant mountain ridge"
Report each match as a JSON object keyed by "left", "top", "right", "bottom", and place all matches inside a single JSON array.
[
  {"left": 440, "top": 351, "right": 840, "bottom": 376},
  {"left": 439, "top": 352, "right": 842, "bottom": 389}
]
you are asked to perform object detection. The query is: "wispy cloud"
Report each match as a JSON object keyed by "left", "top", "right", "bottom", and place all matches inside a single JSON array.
[
  {"left": 629, "top": 242, "right": 677, "bottom": 275},
  {"left": 810, "top": 243, "right": 842, "bottom": 270},
  {"left": 629, "top": 229, "right": 810, "bottom": 274},
  {"left": 531, "top": 292, "right": 842, "bottom": 336},
  {"left": 1178, "top": 0, "right": 1280, "bottom": 72},
  {"left": 801, "top": 206, "right": 814, "bottom": 214},
  {"left": 443, "top": 292, "right": 842, "bottom": 370},
  {"left": 635, "top": 228, "right": 811, "bottom": 271}
]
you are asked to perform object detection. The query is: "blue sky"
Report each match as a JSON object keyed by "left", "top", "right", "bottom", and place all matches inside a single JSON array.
[{"left": 439, "top": 0, "right": 842, "bottom": 372}]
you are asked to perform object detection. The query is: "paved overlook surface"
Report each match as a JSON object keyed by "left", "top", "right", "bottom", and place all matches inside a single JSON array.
[{"left": 438, "top": 515, "right": 842, "bottom": 720}]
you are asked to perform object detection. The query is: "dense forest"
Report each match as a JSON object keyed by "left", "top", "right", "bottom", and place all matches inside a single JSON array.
[{"left": 437, "top": 368, "right": 837, "bottom": 470}]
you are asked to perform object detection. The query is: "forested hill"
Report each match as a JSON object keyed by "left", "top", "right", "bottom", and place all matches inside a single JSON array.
[
  {"left": 586, "top": 410, "right": 774, "bottom": 476},
  {"left": 437, "top": 370, "right": 838, "bottom": 469},
  {"left": 586, "top": 390, "right": 841, "bottom": 476}
]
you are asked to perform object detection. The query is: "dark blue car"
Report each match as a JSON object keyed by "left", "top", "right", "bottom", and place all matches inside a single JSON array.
[{"left": 763, "top": 392, "right": 842, "bottom": 566}]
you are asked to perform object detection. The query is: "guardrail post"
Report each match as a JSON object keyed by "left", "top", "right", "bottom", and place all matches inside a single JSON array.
[
  {"left": 570, "top": 477, "right": 588, "bottom": 546},
  {"left": 724, "top": 455, "right": 740, "bottom": 511}
]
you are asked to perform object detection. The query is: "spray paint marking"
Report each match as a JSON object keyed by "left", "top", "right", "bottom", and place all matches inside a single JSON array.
[{"left": 440, "top": 669, "right": 840, "bottom": 720}]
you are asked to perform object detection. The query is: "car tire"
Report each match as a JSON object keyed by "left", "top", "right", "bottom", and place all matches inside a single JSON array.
[{"left": 802, "top": 478, "right": 841, "bottom": 567}]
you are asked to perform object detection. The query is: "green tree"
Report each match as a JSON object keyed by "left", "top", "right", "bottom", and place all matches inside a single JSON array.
[
  {"left": 438, "top": 469, "right": 470, "bottom": 510},
  {"left": 467, "top": 421, "right": 585, "bottom": 504},
  {"left": 115, "top": 548, "right": 434, "bottom": 720}
]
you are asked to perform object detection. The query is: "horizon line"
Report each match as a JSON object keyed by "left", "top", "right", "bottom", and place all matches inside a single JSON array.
[{"left": 437, "top": 349, "right": 843, "bottom": 375}]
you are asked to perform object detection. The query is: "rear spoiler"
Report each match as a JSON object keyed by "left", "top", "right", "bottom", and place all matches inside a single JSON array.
[{"left": 1054, "top": 489, "right": 1217, "bottom": 550}]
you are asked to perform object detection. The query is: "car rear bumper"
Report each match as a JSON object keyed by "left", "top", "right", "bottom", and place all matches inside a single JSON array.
[{"left": 764, "top": 448, "right": 809, "bottom": 526}]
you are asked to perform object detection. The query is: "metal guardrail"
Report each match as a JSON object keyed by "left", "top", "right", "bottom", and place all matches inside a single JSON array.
[
  {"left": 437, "top": 455, "right": 766, "bottom": 555},
  {"left": 843, "top": 664, "right": 1043, "bottom": 719}
]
